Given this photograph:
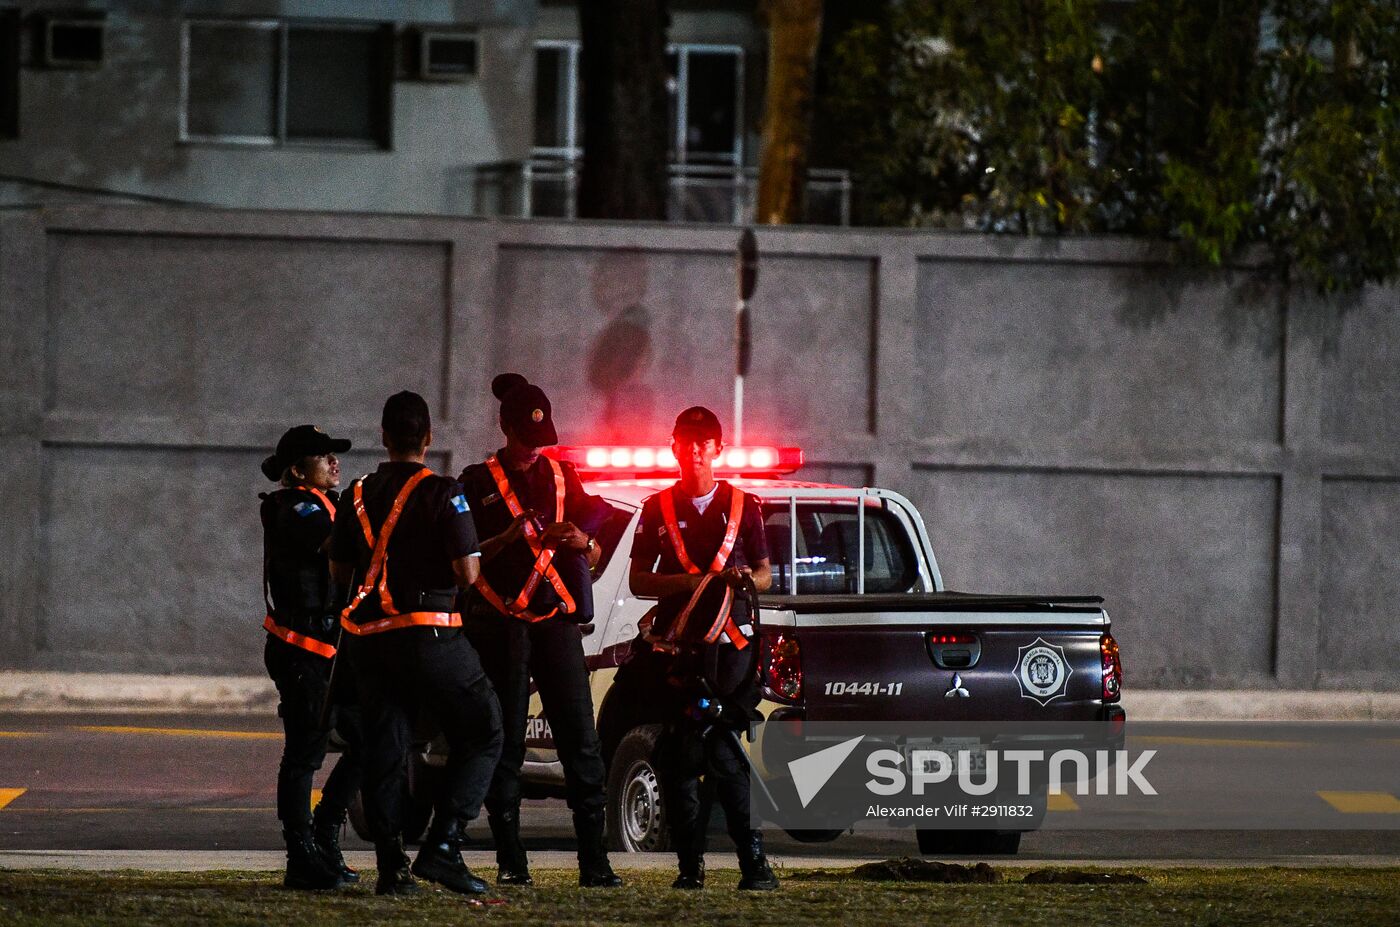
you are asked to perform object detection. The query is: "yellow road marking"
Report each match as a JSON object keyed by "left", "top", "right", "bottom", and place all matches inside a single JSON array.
[
  {"left": 311, "top": 789, "right": 322, "bottom": 811},
  {"left": 1317, "top": 791, "right": 1400, "bottom": 814},
  {"left": 0, "top": 788, "right": 26, "bottom": 810},
  {"left": 1046, "top": 791, "right": 1079, "bottom": 811},
  {"left": 0, "top": 731, "right": 43, "bottom": 738},
  {"left": 73, "top": 725, "right": 280, "bottom": 741},
  {"left": 6, "top": 807, "right": 275, "bottom": 814},
  {"left": 1133, "top": 735, "right": 1308, "bottom": 749}
]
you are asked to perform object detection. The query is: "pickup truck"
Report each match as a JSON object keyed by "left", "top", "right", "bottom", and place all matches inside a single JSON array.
[{"left": 347, "top": 445, "right": 1125, "bottom": 856}]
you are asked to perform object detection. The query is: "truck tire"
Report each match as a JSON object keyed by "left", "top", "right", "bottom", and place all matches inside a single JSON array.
[
  {"left": 344, "top": 755, "right": 436, "bottom": 846},
  {"left": 784, "top": 829, "right": 845, "bottom": 843},
  {"left": 915, "top": 829, "right": 1022, "bottom": 856},
  {"left": 605, "top": 724, "right": 671, "bottom": 852}
]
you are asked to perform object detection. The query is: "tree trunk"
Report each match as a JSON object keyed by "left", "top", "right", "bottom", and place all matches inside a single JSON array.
[
  {"left": 756, "top": 0, "right": 823, "bottom": 225},
  {"left": 578, "top": 0, "right": 670, "bottom": 220}
]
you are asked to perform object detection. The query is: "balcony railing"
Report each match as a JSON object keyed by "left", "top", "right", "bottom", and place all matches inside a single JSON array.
[{"left": 471, "top": 159, "right": 852, "bottom": 226}]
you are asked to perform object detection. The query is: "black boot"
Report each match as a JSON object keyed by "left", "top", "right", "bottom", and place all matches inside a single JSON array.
[
  {"left": 574, "top": 812, "right": 623, "bottom": 888},
  {"left": 736, "top": 831, "right": 779, "bottom": 891},
  {"left": 282, "top": 826, "right": 344, "bottom": 890},
  {"left": 488, "top": 810, "right": 532, "bottom": 886},
  {"left": 671, "top": 855, "right": 704, "bottom": 890},
  {"left": 312, "top": 805, "right": 359, "bottom": 884},
  {"left": 374, "top": 837, "right": 420, "bottom": 896},
  {"left": 412, "top": 818, "right": 491, "bottom": 895}
]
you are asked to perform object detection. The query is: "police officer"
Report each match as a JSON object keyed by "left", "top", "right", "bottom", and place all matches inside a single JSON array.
[
  {"left": 328, "top": 391, "right": 504, "bottom": 896},
  {"left": 629, "top": 406, "right": 779, "bottom": 891},
  {"left": 259, "top": 425, "right": 362, "bottom": 890},
  {"left": 458, "top": 373, "right": 621, "bottom": 888}
]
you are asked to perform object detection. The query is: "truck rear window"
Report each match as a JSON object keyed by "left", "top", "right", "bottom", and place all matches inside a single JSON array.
[{"left": 763, "top": 503, "right": 919, "bottom": 594}]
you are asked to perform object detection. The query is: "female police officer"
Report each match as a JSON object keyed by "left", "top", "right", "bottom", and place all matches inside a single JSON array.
[
  {"left": 259, "top": 425, "right": 362, "bottom": 890},
  {"left": 458, "top": 373, "right": 621, "bottom": 888}
]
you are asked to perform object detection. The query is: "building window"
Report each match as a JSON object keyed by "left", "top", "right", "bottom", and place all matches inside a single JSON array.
[
  {"left": 532, "top": 40, "right": 580, "bottom": 159},
  {"left": 530, "top": 40, "right": 743, "bottom": 165},
  {"left": 181, "top": 19, "right": 392, "bottom": 148},
  {"left": 667, "top": 45, "right": 743, "bottom": 165}
]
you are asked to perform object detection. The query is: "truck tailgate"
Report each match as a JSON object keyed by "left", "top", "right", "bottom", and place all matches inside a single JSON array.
[{"left": 765, "top": 593, "right": 1111, "bottom": 723}]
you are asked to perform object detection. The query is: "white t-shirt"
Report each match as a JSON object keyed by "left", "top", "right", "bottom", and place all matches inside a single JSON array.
[{"left": 690, "top": 484, "right": 719, "bottom": 515}]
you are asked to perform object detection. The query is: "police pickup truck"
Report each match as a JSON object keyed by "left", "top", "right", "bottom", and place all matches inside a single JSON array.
[{"left": 349, "top": 444, "right": 1124, "bottom": 856}]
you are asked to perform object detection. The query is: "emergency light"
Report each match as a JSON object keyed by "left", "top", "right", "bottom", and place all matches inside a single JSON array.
[{"left": 546, "top": 445, "right": 804, "bottom": 477}]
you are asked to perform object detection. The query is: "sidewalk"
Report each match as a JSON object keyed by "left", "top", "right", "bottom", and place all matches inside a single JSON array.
[
  {"left": 2, "top": 672, "right": 1398, "bottom": 720},
  {"left": 2, "top": 849, "right": 1398, "bottom": 871}
]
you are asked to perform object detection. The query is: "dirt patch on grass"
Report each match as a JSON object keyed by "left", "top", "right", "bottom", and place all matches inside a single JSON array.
[{"left": 1021, "top": 869, "right": 1148, "bottom": 885}]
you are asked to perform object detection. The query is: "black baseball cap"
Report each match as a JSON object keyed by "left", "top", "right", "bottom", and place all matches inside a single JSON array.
[
  {"left": 493, "top": 372, "right": 558, "bottom": 447},
  {"left": 261, "top": 425, "right": 351, "bottom": 481},
  {"left": 672, "top": 406, "right": 723, "bottom": 443}
]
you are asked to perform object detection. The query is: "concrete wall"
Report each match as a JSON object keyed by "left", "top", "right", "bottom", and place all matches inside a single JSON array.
[{"left": 1, "top": 204, "right": 1397, "bottom": 688}]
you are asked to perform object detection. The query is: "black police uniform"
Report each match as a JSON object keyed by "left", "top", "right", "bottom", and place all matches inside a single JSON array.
[
  {"left": 259, "top": 484, "right": 363, "bottom": 886},
  {"left": 630, "top": 480, "right": 771, "bottom": 885},
  {"left": 328, "top": 462, "right": 504, "bottom": 891},
  {"left": 458, "top": 453, "right": 615, "bottom": 882}
]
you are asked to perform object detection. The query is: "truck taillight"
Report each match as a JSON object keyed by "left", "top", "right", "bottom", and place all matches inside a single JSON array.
[
  {"left": 1100, "top": 632, "right": 1122, "bottom": 702},
  {"left": 761, "top": 629, "right": 803, "bottom": 703}
]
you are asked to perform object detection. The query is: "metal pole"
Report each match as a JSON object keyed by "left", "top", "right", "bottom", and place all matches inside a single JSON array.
[{"left": 735, "top": 227, "right": 757, "bottom": 446}]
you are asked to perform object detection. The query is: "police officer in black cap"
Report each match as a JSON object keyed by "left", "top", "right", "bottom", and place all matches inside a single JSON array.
[
  {"left": 629, "top": 406, "right": 779, "bottom": 891},
  {"left": 259, "top": 425, "right": 363, "bottom": 890},
  {"left": 457, "top": 373, "right": 621, "bottom": 888},
  {"left": 328, "top": 391, "right": 504, "bottom": 896}
]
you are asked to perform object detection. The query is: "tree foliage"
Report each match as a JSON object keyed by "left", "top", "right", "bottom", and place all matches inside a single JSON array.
[{"left": 824, "top": 0, "right": 1400, "bottom": 297}]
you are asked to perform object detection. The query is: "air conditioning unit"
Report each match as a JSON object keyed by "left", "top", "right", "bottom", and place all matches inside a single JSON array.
[
  {"left": 416, "top": 28, "right": 477, "bottom": 81},
  {"left": 40, "top": 13, "right": 105, "bottom": 69}
]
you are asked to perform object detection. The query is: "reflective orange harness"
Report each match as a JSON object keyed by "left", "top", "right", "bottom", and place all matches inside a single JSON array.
[
  {"left": 473, "top": 454, "right": 577, "bottom": 622},
  {"left": 339, "top": 469, "right": 462, "bottom": 636},
  {"left": 658, "top": 483, "right": 750, "bottom": 650},
  {"left": 263, "top": 486, "right": 341, "bottom": 659}
]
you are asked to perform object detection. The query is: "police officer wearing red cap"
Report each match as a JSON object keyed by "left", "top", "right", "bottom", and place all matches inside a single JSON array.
[
  {"left": 259, "top": 425, "right": 363, "bottom": 890},
  {"left": 629, "top": 406, "right": 779, "bottom": 891},
  {"left": 328, "top": 391, "right": 504, "bottom": 897},
  {"left": 457, "top": 373, "right": 621, "bottom": 888}
]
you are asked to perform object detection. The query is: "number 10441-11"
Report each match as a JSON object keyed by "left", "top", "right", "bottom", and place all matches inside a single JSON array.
[{"left": 824, "top": 681, "right": 904, "bottom": 696}]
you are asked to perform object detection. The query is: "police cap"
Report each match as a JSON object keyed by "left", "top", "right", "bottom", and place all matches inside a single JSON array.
[
  {"left": 672, "top": 406, "right": 723, "bottom": 444},
  {"left": 261, "top": 425, "right": 351, "bottom": 481},
  {"left": 493, "top": 372, "right": 558, "bottom": 448}
]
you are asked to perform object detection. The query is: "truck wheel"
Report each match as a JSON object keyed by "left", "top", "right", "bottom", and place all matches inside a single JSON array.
[
  {"left": 784, "top": 829, "right": 845, "bottom": 843},
  {"left": 342, "top": 757, "right": 436, "bottom": 846},
  {"left": 915, "top": 829, "right": 1022, "bottom": 856},
  {"left": 605, "top": 725, "right": 670, "bottom": 852}
]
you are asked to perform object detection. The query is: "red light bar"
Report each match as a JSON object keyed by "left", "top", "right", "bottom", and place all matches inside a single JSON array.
[{"left": 547, "top": 445, "right": 804, "bottom": 477}]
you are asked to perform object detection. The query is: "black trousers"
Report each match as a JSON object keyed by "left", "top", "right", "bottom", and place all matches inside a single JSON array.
[
  {"left": 658, "top": 717, "right": 754, "bottom": 860},
  {"left": 464, "top": 608, "right": 607, "bottom": 822},
  {"left": 347, "top": 627, "right": 504, "bottom": 844},
  {"left": 263, "top": 634, "right": 362, "bottom": 831}
]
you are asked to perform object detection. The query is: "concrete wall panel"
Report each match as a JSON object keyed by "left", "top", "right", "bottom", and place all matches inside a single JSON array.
[
  {"left": 910, "top": 468, "right": 1279, "bottom": 687},
  {"left": 494, "top": 246, "right": 875, "bottom": 446},
  {"left": 1322, "top": 288, "right": 1400, "bottom": 449},
  {"left": 1318, "top": 478, "right": 1400, "bottom": 684},
  {"left": 45, "top": 233, "right": 452, "bottom": 427},
  {"left": 916, "top": 260, "right": 1284, "bottom": 453}
]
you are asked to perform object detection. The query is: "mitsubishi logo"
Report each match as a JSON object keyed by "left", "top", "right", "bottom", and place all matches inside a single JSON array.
[{"left": 944, "top": 673, "right": 970, "bottom": 698}]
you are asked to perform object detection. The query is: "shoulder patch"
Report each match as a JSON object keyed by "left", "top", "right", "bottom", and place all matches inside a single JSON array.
[
  {"left": 450, "top": 494, "right": 470, "bottom": 514},
  {"left": 292, "top": 501, "right": 321, "bottom": 517}
]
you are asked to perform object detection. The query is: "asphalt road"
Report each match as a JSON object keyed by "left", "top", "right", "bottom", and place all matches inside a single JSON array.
[{"left": 1, "top": 713, "right": 1397, "bottom": 861}]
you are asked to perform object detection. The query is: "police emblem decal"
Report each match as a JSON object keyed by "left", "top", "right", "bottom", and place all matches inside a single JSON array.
[
  {"left": 1015, "top": 637, "right": 1072, "bottom": 705},
  {"left": 531, "top": 408, "right": 544, "bottom": 423}
]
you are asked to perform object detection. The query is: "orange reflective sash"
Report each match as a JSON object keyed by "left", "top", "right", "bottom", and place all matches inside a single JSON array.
[
  {"left": 263, "top": 614, "right": 337, "bottom": 659},
  {"left": 658, "top": 484, "right": 750, "bottom": 649},
  {"left": 472, "top": 454, "right": 577, "bottom": 622},
  {"left": 261, "top": 486, "right": 340, "bottom": 658},
  {"left": 340, "top": 469, "right": 462, "bottom": 636}
]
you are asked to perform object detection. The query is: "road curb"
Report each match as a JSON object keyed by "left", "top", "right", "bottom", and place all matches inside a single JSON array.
[{"left": 1, "top": 672, "right": 1399, "bottom": 720}]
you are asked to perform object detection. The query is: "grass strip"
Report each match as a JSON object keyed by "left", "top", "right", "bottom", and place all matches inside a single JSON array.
[{"left": 0, "top": 866, "right": 1396, "bottom": 927}]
